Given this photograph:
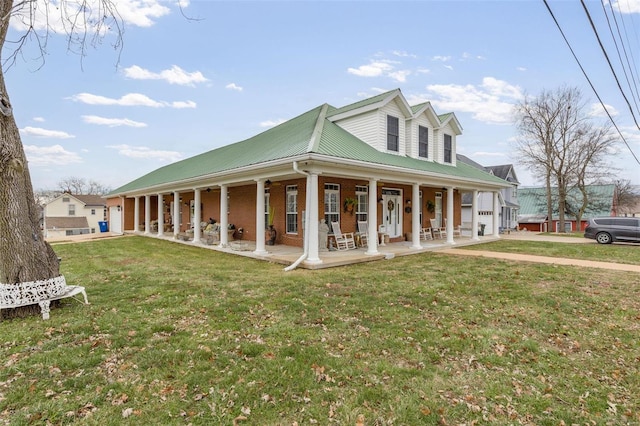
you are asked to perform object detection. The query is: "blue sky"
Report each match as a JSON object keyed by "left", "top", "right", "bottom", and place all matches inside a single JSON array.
[{"left": 6, "top": 0, "right": 640, "bottom": 191}]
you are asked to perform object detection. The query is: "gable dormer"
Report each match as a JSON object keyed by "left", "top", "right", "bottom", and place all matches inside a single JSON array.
[
  {"left": 432, "top": 113, "right": 462, "bottom": 166},
  {"left": 406, "top": 101, "right": 441, "bottom": 160},
  {"left": 327, "top": 89, "right": 413, "bottom": 155}
]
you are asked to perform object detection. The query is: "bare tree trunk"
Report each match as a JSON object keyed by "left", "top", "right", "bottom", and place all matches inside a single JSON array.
[{"left": 0, "top": 2, "right": 60, "bottom": 316}]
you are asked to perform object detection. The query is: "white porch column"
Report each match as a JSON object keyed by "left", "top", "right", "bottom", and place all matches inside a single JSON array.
[
  {"left": 306, "top": 173, "right": 322, "bottom": 264},
  {"left": 134, "top": 196, "right": 140, "bottom": 233},
  {"left": 471, "top": 190, "right": 479, "bottom": 241},
  {"left": 193, "top": 188, "right": 202, "bottom": 243},
  {"left": 446, "top": 186, "right": 455, "bottom": 244},
  {"left": 157, "top": 194, "right": 164, "bottom": 237},
  {"left": 144, "top": 195, "right": 151, "bottom": 234},
  {"left": 366, "top": 178, "right": 379, "bottom": 255},
  {"left": 254, "top": 179, "right": 268, "bottom": 255},
  {"left": 411, "top": 183, "right": 421, "bottom": 249},
  {"left": 173, "top": 191, "right": 180, "bottom": 238},
  {"left": 493, "top": 191, "right": 501, "bottom": 238},
  {"left": 219, "top": 185, "right": 229, "bottom": 247}
]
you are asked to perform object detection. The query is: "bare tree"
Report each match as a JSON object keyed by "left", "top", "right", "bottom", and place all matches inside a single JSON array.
[
  {"left": 57, "top": 176, "right": 111, "bottom": 195},
  {"left": 615, "top": 179, "right": 640, "bottom": 215},
  {"left": 513, "top": 86, "right": 618, "bottom": 232},
  {"left": 0, "top": 1, "right": 124, "bottom": 316}
]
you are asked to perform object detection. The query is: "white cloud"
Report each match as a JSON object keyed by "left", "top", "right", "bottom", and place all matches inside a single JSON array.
[
  {"left": 472, "top": 151, "right": 508, "bottom": 158},
  {"left": 348, "top": 60, "right": 410, "bottom": 82},
  {"left": 347, "top": 61, "right": 394, "bottom": 77},
  {"left": 612, "top": 0, "right": 640, "bottom": 14},
  {"left": 260, "top": 119, "right": 287, "bottom": 128},
  {"left": 226, "top": 83, "right": 243, "bottom": 92},
  {"left": 19, "top": 126, "right": 74, "bottom": 139},
  {"left": 517, "top": 67, "right": 527, "bottom": 72},
  {"left": 443, "top": 65, "right": 454, "bottom": 71},
  {"left": 588, "top": 103, "right": 618, "bottom": 118},
  {"left": 33, "top": 117, "right": 45, "bottom": 122},
  {"left": 24, "top": 144, "right": 82, "bottom": 166},
  {"left": 10, "top": 0, "right": 174, "bottom": 33},
  {"left": 170, "top": 100, "right": 197, "bottom": 109},
  {"left": 123, "top": 65, "right": 208, "bottom": 86},
  {"left": 388, "top": 70, "right": 411, "bottom": 83},
  {"left": 425, "top": 77, "right": 524, "bottom": 125},
  {"left": 69, "top": 92, "right": 195, "bottom": 108},
  {"left": 392, "top": 50, "right": 417, "bottom": 58},
  {"left": 107, "top": 144, "right": 183, "bottom": 162},
  {"left": 432, "top": 55, "right": 452, "bottom": 62},
  {"left": 82, "top": 115, "right": 148, "bottom": 128}
]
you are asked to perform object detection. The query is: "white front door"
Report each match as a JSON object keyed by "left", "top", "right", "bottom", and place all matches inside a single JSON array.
[
  {"left": 435, "top": 192, "right": 443, "bottom": 228},
  {"left": 382, "top": 189, "right": 402, "bottom": 238}
]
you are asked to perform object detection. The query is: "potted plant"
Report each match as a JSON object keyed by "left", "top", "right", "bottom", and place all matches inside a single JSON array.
[{"left": 343, "top": 197, "right": 357, "bottom": 215}]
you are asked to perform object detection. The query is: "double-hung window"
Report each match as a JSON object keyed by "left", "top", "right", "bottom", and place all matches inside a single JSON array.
[
  {"left": 387, "top": 115, "right": 399, "bottom": 152},
  {"left": 418, "top": 126, "right": 429, "bottom": 158},
  {"left": 444, "top": 134, "right": 452, "bottom": 163},
  {"left": 68, "top": 204, "right": 76, "bottom": 216},
  {"left": 324, "top": 184, "right": 340, "bottom": 226},
  {"left": 355, "top": 185, "right": 368, "bottom": 223},
  {"left": 286, "top": 185, "right": 298, "bottom": 234}
]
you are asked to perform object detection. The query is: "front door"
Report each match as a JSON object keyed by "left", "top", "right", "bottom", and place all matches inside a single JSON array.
[{"left": 382, "top": 189, "right": 402, "bottom": 238}]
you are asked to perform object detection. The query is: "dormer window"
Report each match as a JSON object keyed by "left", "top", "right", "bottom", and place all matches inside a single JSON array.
[
  {"left": 387, "top": 115, "right": 399, "bottom": 152},
  {"left": 418, "top": 125, "right": 429, "bottom": 158},
  {"left": 444, "top": 134, "right": 452, "bottom": 163}
]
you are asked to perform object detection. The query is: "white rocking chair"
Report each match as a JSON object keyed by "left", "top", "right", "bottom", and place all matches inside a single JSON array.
[
  {"left": 430, "top": 218, "right": 446, "bottom": 239},
  {"left": 331, "top": 221, "right": 356, "bottom": 250},
  {"left": 356, "top": 221, "right": 368, "bottom": 247}
]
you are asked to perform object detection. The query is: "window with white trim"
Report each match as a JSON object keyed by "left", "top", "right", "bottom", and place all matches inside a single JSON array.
[
  {"left": 324, "top": 183, "right": 340, "bottom": 226},
  {"left": 286, "top": 185, "right": 298, "bottom": 234},
  {"left": 68, "top": 204, "right": 76, "bottom": 216},
  {"left": 387, "top": 115, "right": 399, "bottom": 152},
  {"left": 355, "top": 185, "right": 368, "bottom": 223},
  {"left": 418, "top": 126, "right": 429, "bottom": 158},
  {"left": 444, "top": 134, "right": 452, "bottom": 163},
  {"left": 264, "top": 189, "right": 270, "bottom": 229}
]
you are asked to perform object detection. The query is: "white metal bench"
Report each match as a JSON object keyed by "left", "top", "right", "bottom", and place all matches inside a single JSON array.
[{"left": 0, "top": 275, "right": 88, "bottom": 320}]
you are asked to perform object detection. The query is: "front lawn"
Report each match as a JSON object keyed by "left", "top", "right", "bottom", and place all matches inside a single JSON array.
[{"left": 1, "top": 236, "right": 639, "bottom": 425}]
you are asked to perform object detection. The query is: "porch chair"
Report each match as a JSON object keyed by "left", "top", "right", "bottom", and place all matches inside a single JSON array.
[
  {"left": 429, "top": 218, "right": 446, "bottom": 239},
  {"left": 331, "top": 221, "right": 356, "bottom": 250},
  {"left": 420, "top": 227, "right": 433, "bottom": 241},
  {"left": 445, "top": 218, "right": 462, "bottom": 237},
  {"left": 356, "top": 221, "right": 368, "bottom": 247}
]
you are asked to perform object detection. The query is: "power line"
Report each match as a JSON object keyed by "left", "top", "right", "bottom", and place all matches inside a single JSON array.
[{"left": 542, "top": 0, "right": 640, "bottom": 165}]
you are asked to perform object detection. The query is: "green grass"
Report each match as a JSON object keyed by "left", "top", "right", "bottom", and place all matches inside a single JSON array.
[
  {"left": 1, "top": 236, "right": 639, "bottom": 425},
  {"left": 460, "top": 239, "right": 640, "bottom": 265}
]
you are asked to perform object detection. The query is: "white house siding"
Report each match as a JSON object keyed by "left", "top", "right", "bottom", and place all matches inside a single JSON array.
[
  {"left": 379, "top": 100, "right": 407, "bottom": 155},
  {"left": 408, "top": 115, "right": 435, "bottom": 161},
  {"left": 333, "top": 110, "right": 380, "bottom": 150},
  {"left": 45, "top": 195, "right": 105, "bottom": 234}
]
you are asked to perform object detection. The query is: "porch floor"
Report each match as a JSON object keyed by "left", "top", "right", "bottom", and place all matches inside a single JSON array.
[{"left": 133, "top": 231, "right": 499, "bottom": 270}]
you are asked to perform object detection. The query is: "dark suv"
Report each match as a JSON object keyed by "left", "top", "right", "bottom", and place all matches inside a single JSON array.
[{"left": 584, "top": 217, "right": 640, "bottom": 244}]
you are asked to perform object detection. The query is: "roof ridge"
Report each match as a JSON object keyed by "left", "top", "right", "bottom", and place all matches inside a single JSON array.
[{"left": 307, "top": 104, "right": 329, "bottom": 153}]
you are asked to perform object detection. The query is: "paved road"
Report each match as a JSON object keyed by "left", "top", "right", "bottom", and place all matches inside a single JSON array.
[{"left": 443, "top": 232, "right": 640, "bottom": 273}]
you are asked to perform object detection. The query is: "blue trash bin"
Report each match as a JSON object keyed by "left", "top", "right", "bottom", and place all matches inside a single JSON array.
[{"left": 99, "top": 221, "right": 108, "bottom": 232}]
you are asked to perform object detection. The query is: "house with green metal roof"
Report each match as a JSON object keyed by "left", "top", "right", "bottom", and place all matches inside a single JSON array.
[
  {"left": 517, "top": 184, "right": 617, "bottom": 232},
  {"left": 107, "top": 89, "right": 510, "bottom": 268}
]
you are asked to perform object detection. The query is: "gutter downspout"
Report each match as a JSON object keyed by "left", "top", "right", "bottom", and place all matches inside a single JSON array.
[{"left": 284, "top": 161, "right": 311, "bottom": 271}]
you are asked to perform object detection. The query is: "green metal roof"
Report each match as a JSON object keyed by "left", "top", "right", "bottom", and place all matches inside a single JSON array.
[
  {"left": 326, "top": 89, "right": 400, "bottom": 118},
  {"left": 111, "top": 94, "right": 507, "bottom": 195},
  {"left": 518, "top": 185, "right": 615, "bottom": 219}
]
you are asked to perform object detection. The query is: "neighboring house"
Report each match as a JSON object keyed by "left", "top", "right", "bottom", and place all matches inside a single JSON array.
[
  {"left": 107, "top": 89, "right": 510, "bottom": 267},
  {"left": 618, "top": 185, "right": 640, "bottom": 217},
  {"left": 517, "top": 184, "right": 616, "bottom": 232},
  {"left": 457, "top": 155, "right": 520, "bottom": 235},
  {"left": 44, "top": 194, "right": 107, "bottom": 238}
]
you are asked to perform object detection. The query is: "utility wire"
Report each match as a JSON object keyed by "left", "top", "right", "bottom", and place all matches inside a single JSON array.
[
  {"left": 601, "top": 0, "right": 640, "bottom": 118},
  {"left": 542, "top": 0, "right": 640, "bottom": 165},
  {"left": 582, "top": 0, "right": 640, "bottom": 132}
]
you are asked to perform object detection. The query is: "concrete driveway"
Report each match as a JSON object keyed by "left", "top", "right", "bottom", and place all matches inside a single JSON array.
[{"left": 442, "top": 231, "right": 640, "bottom": 273}]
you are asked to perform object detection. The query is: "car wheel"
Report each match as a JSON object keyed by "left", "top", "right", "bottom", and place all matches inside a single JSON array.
[{"left": 596, "top": 232, "right": 613, "bottom": 244}]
